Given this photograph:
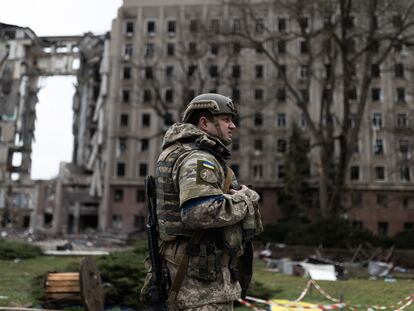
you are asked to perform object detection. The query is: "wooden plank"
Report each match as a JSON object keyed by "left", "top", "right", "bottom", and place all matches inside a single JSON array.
[
  {"left": 45, "top": 286, "right": 80, "bottom": 293},
  {"left": 44, "top": 293, "right": 81, "bottom": 301},
  {"left": 45, "top": 280, "right": 79, "bottom": 287},
  {"left": 47, "top": 273, "right": 79, "bottom": 281}
]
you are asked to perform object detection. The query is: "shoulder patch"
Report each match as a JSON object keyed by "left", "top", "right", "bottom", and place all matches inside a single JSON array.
[
  {"left": 202, "top": 160, "right": 215, "bottom": 170},
  {"left": 197, "top": 160, "right": 218, "bottom": 185}
]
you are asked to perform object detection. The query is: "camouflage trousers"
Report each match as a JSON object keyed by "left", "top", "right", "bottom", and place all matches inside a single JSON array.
[{"left": 170, "top": 302, "right": 233, "bottom": 311}]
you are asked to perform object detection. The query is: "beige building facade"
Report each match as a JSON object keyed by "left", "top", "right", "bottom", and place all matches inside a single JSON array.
[{"left": 99, "top": 0, "right": 414, "bottom": 236}]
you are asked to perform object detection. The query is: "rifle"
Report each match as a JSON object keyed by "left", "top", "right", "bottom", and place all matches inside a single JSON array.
[{"left": 145, "top": 175, "right": 170, "bottom": 310}]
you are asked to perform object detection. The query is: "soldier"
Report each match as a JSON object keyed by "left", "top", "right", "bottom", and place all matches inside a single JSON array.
[{"left": 144, "top": 93, "right": 263, "bottom": 310}]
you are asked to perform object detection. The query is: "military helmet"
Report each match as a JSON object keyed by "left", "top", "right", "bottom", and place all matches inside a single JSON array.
[{"left": 182, "top": 93, "right": 237, "bottom": 123}]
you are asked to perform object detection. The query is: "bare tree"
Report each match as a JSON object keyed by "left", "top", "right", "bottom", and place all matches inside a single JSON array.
[
  {"left": 220, "top": 0, "right": 414, "bottom": 218},
  {"left": 130, "top": 16, "right": 241, "bottom": 133}
]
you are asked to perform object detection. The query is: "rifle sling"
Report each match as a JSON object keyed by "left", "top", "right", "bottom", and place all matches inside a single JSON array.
[
  {"left": 167, "top": 230, "right": 203, "bottom": 304},
  {"left": 167, "top": 167, "right": 234, "bottom": 304}
]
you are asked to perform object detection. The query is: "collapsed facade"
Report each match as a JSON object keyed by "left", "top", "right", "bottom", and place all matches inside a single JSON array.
[
  {"left": 0, "top": 23, "right": 40, "bottom": 229},
  {"left": 2, "top": 0, "right": 414, "bottom": 238}
]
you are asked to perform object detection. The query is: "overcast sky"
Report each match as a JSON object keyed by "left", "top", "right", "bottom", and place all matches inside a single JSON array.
[{"left": 0, "top": 0, "right": 123, "bottom": 180}]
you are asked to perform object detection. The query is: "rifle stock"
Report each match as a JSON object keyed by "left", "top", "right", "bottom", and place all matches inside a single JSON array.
[{"left": 145, "top": 175, "right": 170, "bottom": 310}]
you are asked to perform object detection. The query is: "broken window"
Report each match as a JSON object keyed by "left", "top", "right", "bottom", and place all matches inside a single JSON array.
[
  {"left": 233, "top": 18, "right": 241, "bottom": 33},
  {"left": 400, "top": 166, "right": 410, "bottom": 182},
  {"left": 117, "top": 163, "right": 126, "bottom": 177},
  {"left": 165, "top": 89, "right": 174, "bottom": 102},
  {"left": 209, "top": 65, "right": 218, "bottom": 78},
  {"left": 114, "top": 189, "right": 124, "bottom": 202},
  {"left": 254, "top": 139, "right": 263, "bottom": 151},
  {"left": 372, "top": 113, "right": 383, "bottom": 128},
  {"left": 147, "top": 20, "right": 156, "bottom": 35},
  {"left": 123, "top": 44, "right": 133, "bottom": 58},
  {"left": 139, "top": 163, "right": 148, "bottom": 177},
  {"left": 254, "top": 113, "right": 263, "bottom": 126},
  {"left": 277, "top": 113, "right": 286, "bottom": 128},
  {"left": 299, "top": 65, "right": 309, "bottom": 79},
  {"left": 120, "top": 114, "right": 129, "bottom": 127},
  {"left": 164, "top": 113, "right": 174, "bottom": 126},
  {"left": 122, "top": 89, "right": 130, "bottom": 103},
  {"left": 210, "top": 43, "right": 219, "bottom": 55},
  {"left": 255, "top": 65, "right": 264, "bottom": 78},
  {"left": 144, "top": 43, "right": 154, "bottom": 58},
  {"left": 378, "top": 222, "right": 388, "bottom": 236},
  {"left": 187, "top": 65, "right": 197, "bottom": 77},
  {"left": 374, "top": 166, "right": 385, "bottom": 181},
  {"left": 254, "top": 89, "right": 264, "bottom": 101},
  {"left": 371, "top": 88, "right": 381, "bottom": 101},
  {"left": 350, "top": 166, "right": 360, "bottom": 180},
  {"left": 143, "top": 89, "right": 152, "bottom": 103},
  {"left": 125, "top": 21, "right": 134, "bottom": 35},
  {"left": 399, "top": 140, "right": 409, "bottom": 155},
  {"left": 256, "top": 18, "right": 264, "bottom": 34},
  {"left": 189, "top": 19, "right": 198, "bottom": 32},
  {"left": 142, "top": 113, "right": 151, "bottom": 127},
  {"left": 165, "top": 65, "right": 174, "bottom": 79},
  {"left": 396, "top": 113, "right": 408, "bottom": 128},
  {"left": 396, "top": 88, "right": 406, "bottom": 103},
  {"left": 395, "top": 63, "right": 404, "bottom": 78},
  {"left": 278, "top": 165, "right": 286, "bottom": 179},
  {"left": 278, "top": 18, "right": 286, "bottom": 31},
  {"left": 118, "top": 137, "right": 127, "bottom": 153},
  {"left": 167, "top": 43, "right": 175, "bottom": 56},
  {"left": 233, "top": 42, "right": 241, "bottom": 55},
  {"left": 141, "top": 138, "right": 149, "bottom": 151},
  {"left": 278, "top": 64, "right": 286, "bottom": 78},
  {"left": 299, "top": 17, "right": 309, "bottom": 30},
  {"left": 373, "top": 139, "right": 384, "bottom": 154},
  {"left": 122, "top": 66, "right": 131, "bottom": 80},
  {"left": 277, "top": 88, "right": 286, "bottom": 102},
  {"left": 232, "top": 65, "right": 241, "bottom": 79},
  {"left": 144, "top": 66, "right": 153, "bottom": 79},
  {"left": 167, "top": 20, "right": 176, "bottom": 35},
  {"left": 232, "top": 88, "right": 240, "bottom": 101},
  {"left": 299, "top": 40, "right": 308, "bottom": 54}
]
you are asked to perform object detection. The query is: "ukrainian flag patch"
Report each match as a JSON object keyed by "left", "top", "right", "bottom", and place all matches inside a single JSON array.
[{"left": 202, "top": 161, "right": 215, "bottom": 170}]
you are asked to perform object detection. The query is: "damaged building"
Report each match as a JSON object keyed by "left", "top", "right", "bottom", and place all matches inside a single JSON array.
[
  {"left": 0, "top": 23, "right": 40, "bottom": 229},
  {"left": 51, "top": 34, "right": 109, "bottom": 234}
]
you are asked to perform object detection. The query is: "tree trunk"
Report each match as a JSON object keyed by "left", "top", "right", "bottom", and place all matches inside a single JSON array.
[{"left": 319, "top": 149, "right": 329, "bottom": 218}]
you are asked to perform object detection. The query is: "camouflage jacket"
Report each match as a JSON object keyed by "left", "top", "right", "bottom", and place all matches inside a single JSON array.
[{"left": 158, "top": 123, "right": 260, "bottom": 308}]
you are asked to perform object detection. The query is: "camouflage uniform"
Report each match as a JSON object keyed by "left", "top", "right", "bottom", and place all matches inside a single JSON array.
[{"left": 155, "top": 123, "right": 261, "bottom": 310}]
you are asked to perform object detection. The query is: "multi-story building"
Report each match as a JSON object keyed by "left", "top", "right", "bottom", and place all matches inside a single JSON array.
[
  {"left": 98, "top": 0, "right": 414, "bottom": 236},
  {"left": 0, "top": 23, "right": 40, "bottom": 228}
]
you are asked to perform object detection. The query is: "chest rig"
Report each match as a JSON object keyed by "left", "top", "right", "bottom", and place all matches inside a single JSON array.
[{"left": 156, "top": 142, "right": 194, "bottom": 241}]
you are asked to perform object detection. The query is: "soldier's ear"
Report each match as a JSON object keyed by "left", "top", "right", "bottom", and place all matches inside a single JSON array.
[{"left": 198, "top": 116, "right": 209, "bottom": 130}]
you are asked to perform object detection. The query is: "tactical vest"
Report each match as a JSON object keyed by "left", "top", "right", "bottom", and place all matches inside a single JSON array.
[{"left": 156, "top": 142, "right": 196, "bottom": 241}]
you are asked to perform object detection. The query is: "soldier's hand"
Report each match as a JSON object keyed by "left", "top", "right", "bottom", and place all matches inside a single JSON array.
[{"left": 229, "top": 184, "right": 249, "bottom": 194}]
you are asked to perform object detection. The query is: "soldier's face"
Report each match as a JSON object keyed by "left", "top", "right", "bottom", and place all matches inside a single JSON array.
[{"left": 203, "top": 114, "right": 236, "bottom": 145}]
